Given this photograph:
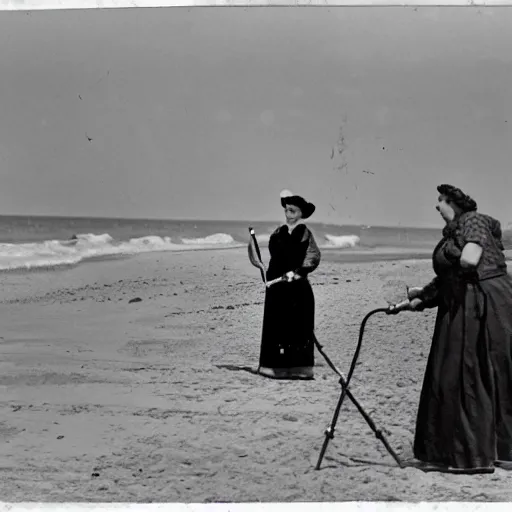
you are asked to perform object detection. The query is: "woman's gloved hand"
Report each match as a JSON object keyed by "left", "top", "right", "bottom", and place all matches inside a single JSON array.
[
  {"left": 285, "top": 271, "right": 300, "bottom": 282},
  {"left": 407, "top": 286, "right": 424, "bottom": 300},
  {"left": 408, "top": 298, "right": 424, "bottom": 311}
]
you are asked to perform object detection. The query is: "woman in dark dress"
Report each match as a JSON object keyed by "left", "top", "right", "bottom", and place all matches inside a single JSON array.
[
  {"left": 405, "top": 184, "right": 512, "bottom": 474},
  {"left": 257, "top": 190, "right": 321, "bottom": 380}
]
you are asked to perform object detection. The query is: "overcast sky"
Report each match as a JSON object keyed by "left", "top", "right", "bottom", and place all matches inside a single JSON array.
[{"left": 0, "top": 7, "right": 510, "bottom": 227}]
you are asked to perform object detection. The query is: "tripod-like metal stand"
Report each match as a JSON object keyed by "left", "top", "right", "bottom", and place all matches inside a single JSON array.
[{"left": 315, "top": 306, "right": 407, "bottom": 470}]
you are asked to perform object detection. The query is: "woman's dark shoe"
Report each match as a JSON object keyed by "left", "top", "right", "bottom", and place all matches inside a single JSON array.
[
  {"left": 495, "top": 460, "right": 512, "bottom": 470},
  {"left": 257, "top": 366, "right": 314, "bottom": 380},
  {"left": 406, "top": 459, "right": 495, "bottom": 475}
]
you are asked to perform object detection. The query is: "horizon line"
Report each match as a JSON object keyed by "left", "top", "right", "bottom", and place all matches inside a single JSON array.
[{"left": 0, "top": 212, "right": 443, "bottom": 231}]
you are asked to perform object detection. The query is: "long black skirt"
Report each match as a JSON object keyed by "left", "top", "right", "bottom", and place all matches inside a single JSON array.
[
  {"left": 258, "top": 278, "right": 315, "bottom": 370},
  {"left": 414, "top": 273, "right": 512, "bottom": 468}
]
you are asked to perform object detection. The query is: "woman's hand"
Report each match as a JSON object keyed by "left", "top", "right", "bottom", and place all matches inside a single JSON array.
[
  {"left": 408, "top": 298, "right": 424, "bottom": 311},
  {"left": 389, "top": 297, "right": 424, "bottom": 314},
  {"left": 407, "top": 286, "right": 423, "bottom": 300},
  {"left": 285, "top": 271, "right": 301, "bottom": 282}
]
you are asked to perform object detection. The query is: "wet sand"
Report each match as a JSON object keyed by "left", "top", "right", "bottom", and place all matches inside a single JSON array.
[{"left": 1, "top": 247, "right": 512, "bottom": 502}]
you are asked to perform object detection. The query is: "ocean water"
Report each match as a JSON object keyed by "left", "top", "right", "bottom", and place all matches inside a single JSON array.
[{"left": 0, "top": 215, "right": 447, "bottom": 272}]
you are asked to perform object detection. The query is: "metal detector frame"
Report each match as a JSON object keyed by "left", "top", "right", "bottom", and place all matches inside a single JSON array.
[{"left": 314, "top": 308, "right": 405, "bottom": 470}]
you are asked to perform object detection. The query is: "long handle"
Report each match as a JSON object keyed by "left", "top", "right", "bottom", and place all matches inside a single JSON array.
[
  {"left": 248, "top": 227, "right": 266, "bottom": 285},
  {"left": 249, "top": 227, "right": 264, "bottom": 263}
]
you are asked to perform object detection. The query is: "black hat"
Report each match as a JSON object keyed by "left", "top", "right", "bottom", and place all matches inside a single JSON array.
[{"left": 279, "top": 189, "right": 316, "bottom": 219}]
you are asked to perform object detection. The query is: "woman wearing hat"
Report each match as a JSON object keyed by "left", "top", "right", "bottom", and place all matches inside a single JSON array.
[
  {"left": 404, "top": 184, "right": 512, "bottom": 474},
  {"left": 258, "top": 190, "right": 321, "bottom": 380}
]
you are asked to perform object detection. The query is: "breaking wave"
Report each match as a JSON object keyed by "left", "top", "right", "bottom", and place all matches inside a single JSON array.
[
  {"left": 181, "top": 233, "right": 236, "bottom": 245},
  {"left": 323, "top": 234, "right": 360, "bottom": 249},
  {"left": 0, "top": 232, "right": 243, "bottom": 271}
]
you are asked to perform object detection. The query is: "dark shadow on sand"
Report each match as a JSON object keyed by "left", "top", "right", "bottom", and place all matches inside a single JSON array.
[
  {"left": 312, "top": 455, "right": 398, "bottom": 471},
  {"left": 215, "top": 364, "right": 314, "bottom": 380},
  {"left": 215, "top": 364, "right": 260, "bottom": 375}
]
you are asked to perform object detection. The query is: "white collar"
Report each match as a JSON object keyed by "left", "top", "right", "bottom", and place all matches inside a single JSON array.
[{"left": 283, "top": 220, "right": 304, "bottom": 233}]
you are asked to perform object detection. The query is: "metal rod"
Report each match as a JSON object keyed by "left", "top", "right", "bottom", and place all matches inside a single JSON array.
[
  {"left": 313, "top": 332, "right": 404, "bottom": 468},
  {"left": 315, "top": 308, "right": 405, "bottom": 470},
  {"left": 248, "top": 226, "right": 266, "bottom": 285}
]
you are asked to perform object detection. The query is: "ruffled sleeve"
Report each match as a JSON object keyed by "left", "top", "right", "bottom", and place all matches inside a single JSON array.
[
  {"left": 412, "top": 238, "right": 446, "bottom": 309},
  {"left": 295, "top": 228, "right": 321, "bottom": 277},
  {"left": 460, "top": 211, "right": 488, "bottom": 247},
  {"left": 416, "top": 277, "right": 441, "bottom": 310}
]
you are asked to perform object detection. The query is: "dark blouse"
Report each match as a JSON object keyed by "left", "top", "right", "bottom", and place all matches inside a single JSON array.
[
  {"left": 266, "top": 223, "right": 321, "bottom": 281},
  {"left": 418, "top": 211, "right": 508, "bottom": 308}
]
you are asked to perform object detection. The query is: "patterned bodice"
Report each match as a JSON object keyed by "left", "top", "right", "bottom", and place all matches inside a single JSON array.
[{"left": 433, "top": 211, "right": 507, "bottom": 281}]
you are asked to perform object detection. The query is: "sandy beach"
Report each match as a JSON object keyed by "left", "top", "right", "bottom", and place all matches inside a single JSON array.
[{"left": 1, "top": 247, "right": 512, "bottom": 502}]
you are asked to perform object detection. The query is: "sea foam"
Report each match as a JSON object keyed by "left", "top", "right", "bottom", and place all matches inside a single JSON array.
[
  {"left": 0, "top": 232, "right": 243, "bottom": 271},
  {"left": 323, "top": 234, "right": 360, "bottom": 249}
]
